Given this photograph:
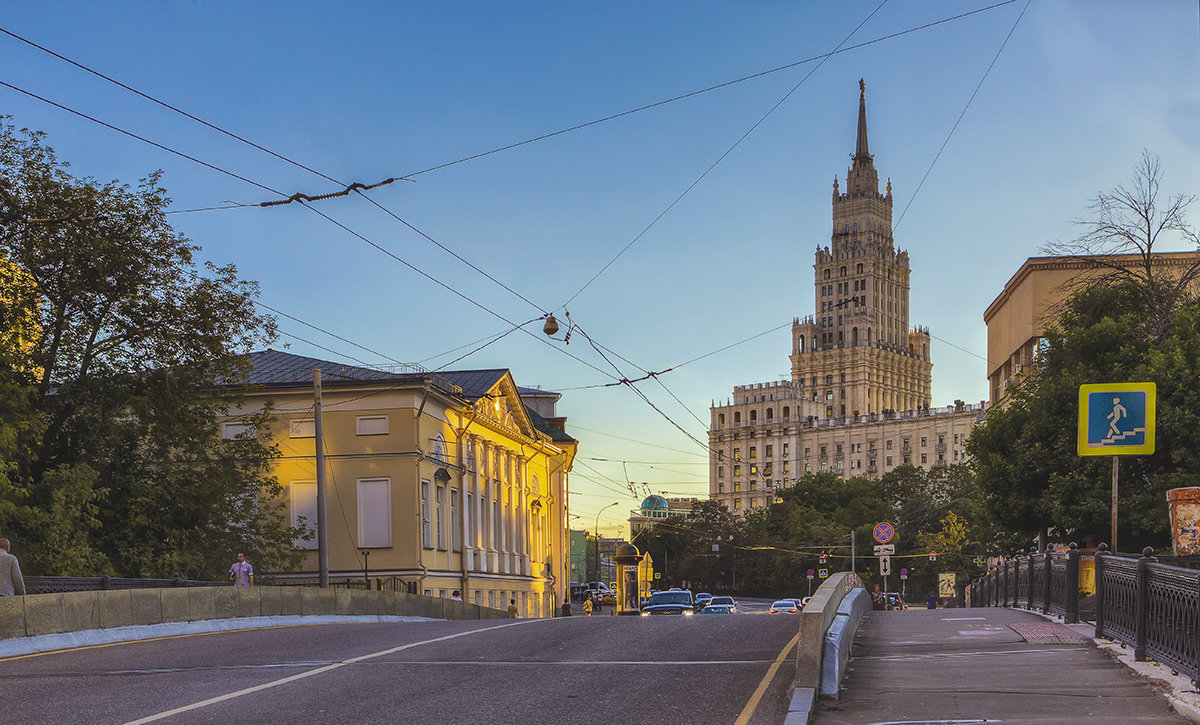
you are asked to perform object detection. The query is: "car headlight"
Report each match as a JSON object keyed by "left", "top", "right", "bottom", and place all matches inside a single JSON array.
[
  {"left": 641, "top": 611, "right": 650, "bottom": 617},
  {"left": 683, "top": 609, "right": 694, "bottom": 616}
]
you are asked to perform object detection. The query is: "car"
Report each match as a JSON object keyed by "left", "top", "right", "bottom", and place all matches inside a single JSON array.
[
  {"left": 785, "top": 598, "right": 805, "bottom": 610},
  {"left": 769, "top": 600, "right": 800, "bottom": 614},
  {"left": 602, "top": 591, "right": 617, "bottom": 605},
  {"left": 801, "top": 597, "right": 812, "bottom": 609},
  {"left": 700, "top": 604, "right": 735, "bottom": 614},
  {"left": 708, "top": 595, "right": 737, "bottom": 612},
  {"left": 885, "top": 593, "right": 905, "bottom": 611},
  {"left": 640, "top": 589, "right": 695, "bottom": 616},
  {"left": 694, "top": 592, "right": 713, "bottom": 610}
]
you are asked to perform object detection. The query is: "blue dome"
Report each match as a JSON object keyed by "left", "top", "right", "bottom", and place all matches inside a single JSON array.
[{"left": 641, "top": 495, "right": 669, "bottom": 512}]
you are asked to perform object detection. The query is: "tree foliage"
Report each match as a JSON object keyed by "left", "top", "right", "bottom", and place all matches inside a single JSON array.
[
  {"left": 0, "top": 119, "right": 300, "bottom": 578},
  {"left": 969, "top": 153, "right": 1200, "bottom": 554}
]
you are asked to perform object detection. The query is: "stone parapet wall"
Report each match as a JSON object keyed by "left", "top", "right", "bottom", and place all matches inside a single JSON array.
[{"left": 0, "top": 586, "right": 505, "bottom": 640}]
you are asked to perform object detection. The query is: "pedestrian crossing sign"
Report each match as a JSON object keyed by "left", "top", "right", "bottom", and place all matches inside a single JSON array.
[{"left": 1077, "top": 383, "right": 1155, "bottom": 456}]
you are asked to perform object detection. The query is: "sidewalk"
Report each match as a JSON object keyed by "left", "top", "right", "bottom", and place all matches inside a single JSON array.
[{"left": 812, "top": 607, "right": 1191, "bottom": 724}]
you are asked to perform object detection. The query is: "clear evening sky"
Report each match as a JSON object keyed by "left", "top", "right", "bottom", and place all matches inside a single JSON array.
[{"left": 3, "top": 1, "right": 1198, "bottom": 535}]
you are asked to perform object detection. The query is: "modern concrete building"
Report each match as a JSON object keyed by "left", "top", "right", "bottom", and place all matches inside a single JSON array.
[
  {"left": 225, "top": 349, "right": 576, "bottom": 618},
  {"left": 709, "top": 81, "right": 984, "bottom": 511}
]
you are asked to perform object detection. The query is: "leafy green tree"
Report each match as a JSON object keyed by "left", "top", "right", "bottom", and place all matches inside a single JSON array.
[
  {"left": 0, "top": 119, "right": 299, "bottom": 578},
  {"left": 969, "top": 153, "right": 1200, "bottom": 554}
]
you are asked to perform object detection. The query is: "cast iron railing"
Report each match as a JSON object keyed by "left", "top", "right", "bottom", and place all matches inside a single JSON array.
[{"left": 971, "top": 543, "right": 1200, "bottom": 684}]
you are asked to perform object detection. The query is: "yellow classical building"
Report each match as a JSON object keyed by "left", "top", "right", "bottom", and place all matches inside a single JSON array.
[{"left": 225, "top": 349, "right": 576, "bottom": 618}]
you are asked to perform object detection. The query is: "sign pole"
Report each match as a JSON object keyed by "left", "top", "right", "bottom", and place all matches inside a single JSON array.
[{"left": 1111, "top": 456, "right": 1119, "bottom": 553}]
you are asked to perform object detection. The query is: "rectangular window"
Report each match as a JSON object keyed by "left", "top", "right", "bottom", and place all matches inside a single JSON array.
[
  {"left": 749, "top": 447, "right": 756, "bottom": 459},
  {"left": 886, "top": 456, "right": 893, "bottom": 466},
  {"left": 734, "top": 465, "right": 741, "bottom": 476},
  {"left": 804, "top": 447, "right": 810, "bottom": 457},
  {"left": 734, "top": 482, "right": 741, "bottom": 492},
  {"left": 356, "top": 415, "right": 389, "bottom": 436},
  {"left": 887, "top": 440, "right": 893, "bottom": 450},
  {"left": 421, "top": 480, "right": 432, "bottom": 548},
  {"left": 718, "top": 466, "right": 724, "bottom": 478},
  {"left": 290, "top": 481, "right": 318, "bottom": 550},
  {"left": 783, "top": 443, "right": 789, "bottom": 456},
  {"left": 358, "top": 478, "right": 392, "bottom": 548},
  {"left": 921, "top": 437, "right": 927, "bottom": 447},
  {"left": 783, "top": 461, "right": 789, "bottom": 473},
  {"left": 765, "top": 445, "right": 773, "bottom": 457},
  {"left": 820, "top": 446, "right": 827, "bottom": 456},
  {"left": 451, "top": 489, "right": 462, "bottom": 551},
  {"left": 436, "top": 485, "right": 446, "bottom": 550},
  {"left": 718, "top": 482, "right": 725, "bottom": 493},
  {"left": 733, "top": 499, "right": 742, "bottom": 510},
  {"left": 921, "top": 454, "right": 927, "bottom": 464},
  {"left": 221, "top": 421, "right": 254, "bottom": 439},
  {"left": 289, "top": 419, "right": 315, "bottom": 438},
  {"left": 749, "top": 481, "right": 757, "bottom": 491}
]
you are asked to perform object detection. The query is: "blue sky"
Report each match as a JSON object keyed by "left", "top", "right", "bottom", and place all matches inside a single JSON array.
[{"left": 3, "top": 1, "right": 1198, "bottom": 536}]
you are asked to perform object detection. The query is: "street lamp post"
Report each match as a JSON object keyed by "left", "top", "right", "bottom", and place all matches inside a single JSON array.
[
  {"left": 655, "top": 534, "right": 668, "bottom": 587},
  {"left": 595, "top": 502, "right": 619, "bottom": 584}
]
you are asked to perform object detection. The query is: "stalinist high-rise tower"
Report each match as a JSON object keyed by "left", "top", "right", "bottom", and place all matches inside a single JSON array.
[
  {"left": 790, "top": 79, "right": 932, "bottom": 418},
  {"left": 708, "top": 81, "right": 985, "bottom": 512}
]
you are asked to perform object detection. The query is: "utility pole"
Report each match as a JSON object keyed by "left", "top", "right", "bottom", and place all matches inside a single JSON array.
[
  {"left": 314, "top": 368, "right": 330, "bottom": 588},
  {"left": 851, "top": 530, "right": 856, "bottom": 582}
]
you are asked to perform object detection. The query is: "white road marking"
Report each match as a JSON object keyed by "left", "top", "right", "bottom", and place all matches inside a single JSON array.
[
  {"left": 124, "top": 619, "right": 541, "bottom": 724},
  {"left": 862, "top": 647, "right": 1087, "bottom": 662},
  {"left": 941, "top": 617, "right": 987, "bottom": 621}
]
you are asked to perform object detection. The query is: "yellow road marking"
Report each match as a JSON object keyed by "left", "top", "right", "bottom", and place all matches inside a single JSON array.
[{"left": 734, "top": 630, "right": 799, "bottom": 725}]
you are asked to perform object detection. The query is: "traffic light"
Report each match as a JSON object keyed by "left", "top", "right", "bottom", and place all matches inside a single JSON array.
[{"left": 929, "top": 551, "right": 937, "bottom": 561}]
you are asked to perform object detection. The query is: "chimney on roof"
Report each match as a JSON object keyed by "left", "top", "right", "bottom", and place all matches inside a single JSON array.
[{"left": 548, "top": 417, "right": 568, "bottom": 432}]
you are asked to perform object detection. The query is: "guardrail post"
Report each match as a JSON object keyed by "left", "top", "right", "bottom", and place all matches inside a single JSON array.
[
  {"left": 1095, "top": 543, "right": 1108, "bottom": 639},
  {"left": 1027, "top": 545, "right": 1037, "bottom": 610},
  {"left": 1042, "top": 548, "right": 1053, "bottom": 614},
  {"left": 1065, "top": 542, "right": 1079, "bottom": 624},
  {"left": 1135, "top": 546, "right": 1156, "bottom": 662}
]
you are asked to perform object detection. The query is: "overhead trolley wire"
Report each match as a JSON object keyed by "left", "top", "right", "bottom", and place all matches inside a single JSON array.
[
  {"left": 557, "top": 0, "right": 891, "bottom": 310},
  {"left": 894, "top": 0, "right": 1032, "bottom": 231}
]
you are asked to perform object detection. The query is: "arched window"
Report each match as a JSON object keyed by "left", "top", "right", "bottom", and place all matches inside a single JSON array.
[
  {"left": 824, "top": 269, "right": 831, "bottom": 280},
  {"left": 852, "top": 327, "right": 859, "bottom": 345},
  {"left": 783, "top": 406, "right": 790, "bottom": 420},
  {"left": 432, "top": 434, "right": 447, "bottom": 464},
  {"left": 856, "top": 263, "right": 863, "bottom": 274},
  {"left": 718, "top": 413, "right": 725, "bottom": 426},
  {"left": 749, "top": 410, "right": 758, "bottom": 422},
  {"left": 766, "top": 408, "right": 774, "bottom": 420},
  {"left": 734, "top": 411, "right": 741, "bottom": 424},
  {"left": 797, "top": 335, "right": 805, "bottom": 353},
  {"left": 840, "top": 266, "right": 847, "bottom": 276}
]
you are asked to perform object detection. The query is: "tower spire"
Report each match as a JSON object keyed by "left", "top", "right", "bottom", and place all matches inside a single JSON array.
[{"left": 855, "top": 78, "right": 870, "bottom": 161}]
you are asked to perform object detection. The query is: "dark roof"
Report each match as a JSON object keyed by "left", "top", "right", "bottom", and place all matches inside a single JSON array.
[
  {"left": 234, "top": 349, "right": 419, "bottom": 386},
  {"left": 433, "top": 369, "right": 508, "bottom": 402},
  {"left": 526, "top": 404, "right": 577, "bottom": 444}
]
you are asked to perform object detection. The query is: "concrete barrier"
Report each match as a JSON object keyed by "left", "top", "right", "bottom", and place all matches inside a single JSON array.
[
  {"left": 0, "top": 586, "right": 507, "bottom": 641},
  {"left": 787, "top": 572, "right": 863, "bottom": 725},
  {"left": 821, "top": 587, "right": 871, "bottom": 698}
]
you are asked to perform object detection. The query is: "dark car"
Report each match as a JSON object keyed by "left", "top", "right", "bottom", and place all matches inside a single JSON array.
[
  {"left": 640, "top": 589, "right": 694, "bottom": 616},
  {"left": 693, "top": 592, "right": 713, "bottom": 611},
  {"left": 700, "top": 604, "right": 735, "bottom": 614}
]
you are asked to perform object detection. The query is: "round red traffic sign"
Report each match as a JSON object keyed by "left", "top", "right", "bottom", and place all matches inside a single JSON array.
[
  {"left": 807, "top": 569, "right": 815, "bottom": 577},
  {"left": 873, "top": 522, "right": 895, "bottom": 543}
]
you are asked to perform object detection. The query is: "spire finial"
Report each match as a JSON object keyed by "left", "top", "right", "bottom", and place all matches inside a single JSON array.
[{"left": 854, "top": 79, "right": 870, "bottom": 161}]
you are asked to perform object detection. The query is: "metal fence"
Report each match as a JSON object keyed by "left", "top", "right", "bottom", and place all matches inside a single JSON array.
[{"left": 970, "top": 543, "right": 1200, "bottom": 683}]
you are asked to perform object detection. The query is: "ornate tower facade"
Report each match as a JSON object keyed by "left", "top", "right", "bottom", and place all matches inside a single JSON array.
[{"left": 789, "top": 80, "right": 932, "bottom": 417}]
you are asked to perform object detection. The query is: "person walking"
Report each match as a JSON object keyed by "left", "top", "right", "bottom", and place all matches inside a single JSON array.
[
  {"left": 507, "top": 599, "right": 519, "bottom": 618},
  {"left": 0, "top": 538, "right": 25, "bottom": 597},
  {"left": 583, "top": 597, "right": 593, "bottom": 616},
  {"left": 561, "top": 600, "right": 572, "bottom": 617},
  {"left": 450, "top": 590, "right": 463, "bottom": 601},
  {"left": 229, "top": 552, "right": 254, "bottom": 586},
  {"left": 925, "top": 592, "right": 938, "bottom": 609}
]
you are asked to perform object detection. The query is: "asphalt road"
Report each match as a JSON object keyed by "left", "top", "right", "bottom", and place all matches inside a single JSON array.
[{"left": 2, "top": 599, "right": 798, "bottom": 724}]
